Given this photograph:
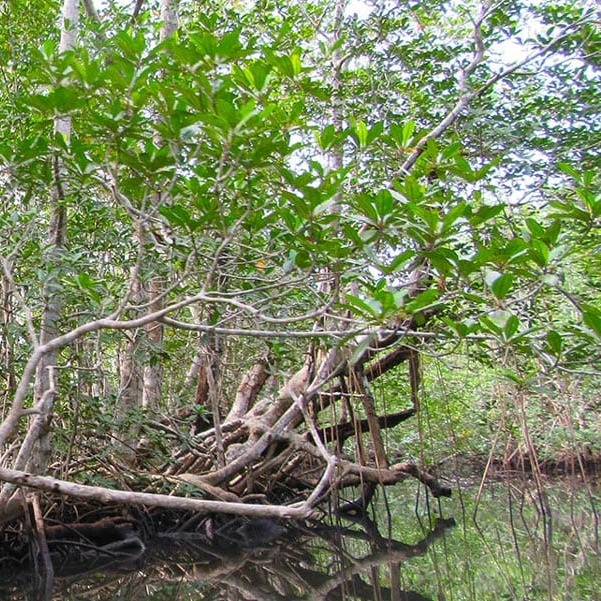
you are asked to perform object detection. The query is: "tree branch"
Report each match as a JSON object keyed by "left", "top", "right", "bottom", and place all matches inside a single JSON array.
[
  {"left": 400, "top": 15, "right": 590, "bottom": 174},
  {"left": 0, "top": 466, "right": 314, "bottom": 520}
]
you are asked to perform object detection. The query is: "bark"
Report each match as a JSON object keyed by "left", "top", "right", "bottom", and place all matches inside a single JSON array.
[
  {"left": 160, "top": 0, "right": 178, "bottom": 41},
  {"left": 408, "top": 348, "right": 421, "bottom": 411},
  {"left": 351, "top": 367, "right": 388, "bottom": 469},
  {"left": 31, "top": 494, "right": 54, "bottom": 596},
  {"left": 161, "top": 323, "right": 452, "bottom": 513},
  {"left": 0, "top": 0, "right": 589, "bottom": 531},
  {"left": 0, "top": 275, "right": 16, "bottom": 403},
  {"left": 203, "top": 341, "right": 226, "bottom": 467},
  {"left": 30, "top": 0, "right": 79, "bottom": 475},
  {"left": 142, "top": 276, "right": 164, "bottom": 409},
  {"left": 130, "top": 0, "right": 145, "bottom": 24},
  {"left": 141, "top": 0, "right": 179, "bottom": 408},
  {"left": 319, "top": 408, "right": 416, "bottom": 446},
  {"left": 0, "top": 466, "right": 314, "bottom": 519},
  {"left": 118, "top": 333, "right": 144, "bottom": 410},
  {"left": 226, "top": 356, "right": 271, "bottom": 421},
  {"left": 81, "top": 0, "right": 99, "bottom": 22}
]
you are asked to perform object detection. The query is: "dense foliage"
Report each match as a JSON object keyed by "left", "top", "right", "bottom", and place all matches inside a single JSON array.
[{"left": 0, "top": 0, "right": 599, "bottom": 516}]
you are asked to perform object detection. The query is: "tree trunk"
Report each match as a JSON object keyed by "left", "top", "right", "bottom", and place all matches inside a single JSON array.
[
  {"left": 30, "top": 0, "right": 79, "bottom": 474},
  {"left": 142, "top": 276, "right": 164, "bottom": 409},
  {"left": 141, "top": 0, "right": 179, "bottom": 409}
]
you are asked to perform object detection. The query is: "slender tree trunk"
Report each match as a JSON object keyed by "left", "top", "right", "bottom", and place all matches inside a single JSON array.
[
  {"left": 142, "top": 276, "right": 164, "bottom": 409},
  {"left": 117, "top": 273, "right": 144, "bottom": 460},
  {"left": 30, "top": 0, "right": 79, "bottom": 474},
  {"left": 0, "top": 276, "right": 16, "bottom": 406},
  {"left": 141, "top": 0, "right": 179, "bottom": 409},
  {"left": 160, "top": 0, "right": 178, "bottom": 40}
]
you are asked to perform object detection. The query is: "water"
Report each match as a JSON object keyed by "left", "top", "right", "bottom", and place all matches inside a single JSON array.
[
  {"left": 378, "top": 474, "right": 599, "bottom": 600},
  {"left": 6, "top": 474, "right": 600, "bottom": 600}
]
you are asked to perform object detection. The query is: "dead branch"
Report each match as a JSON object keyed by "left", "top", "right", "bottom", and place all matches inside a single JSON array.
[
  {"left": 319, "top": 407, "right": 416, "bottom": 446},
  {"left": 0, "top": 466, "right": 315, "bottom": 519}
]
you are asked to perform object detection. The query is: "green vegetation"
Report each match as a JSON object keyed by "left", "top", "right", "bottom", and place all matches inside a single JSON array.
[
  {"left": 0, "top": 0, "right": 599, "bottom": 528},
  {"left": 387, "top": 355, "right": 601, "bottom": 467}
]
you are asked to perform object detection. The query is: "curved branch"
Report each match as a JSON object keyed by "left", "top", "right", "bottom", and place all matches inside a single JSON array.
[
  {"left": 339, "top": 461, "right": 452, "bottom": 498},
  {"left": 400, "top": 17, "right": 591, "bottom": 174}
]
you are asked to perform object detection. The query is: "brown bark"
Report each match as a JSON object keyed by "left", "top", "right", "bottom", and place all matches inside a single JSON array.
[
  {"left": 351, "top": 368, "right": 388, "bottom": 469},
  {"left": 226, "top": 356, "right": 271, "bottom": 421},
  {"left": 31, "top": 494, "right": 54, "bottom": 593},
  {"left": 408, "top": 348, "right": 421, "bottom": 411},
  {"left": 319, "top": 408, "right": 416, "bottom": 446},
  {"left": 119, "top": 332, "right": 144, "bottom": 414}
]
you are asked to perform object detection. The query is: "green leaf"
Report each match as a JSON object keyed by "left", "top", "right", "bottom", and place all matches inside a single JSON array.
[
  {"left": 469, "top": 204, "right": 504, "bottom": 226},
  {"left": 426, "top": 248, "right": 457, "bottom": 275},
  {"left": 479, "top": 315, "right": 502, "bottom": 335},
  {"left": 390, "top": 120, "right": 415, "bottom": 148},
  {"left": 383, "top": 249, "right": 414, "bottom": 274},
  {"left": 399, "top": 176, "right": 424, "bottom": 203},
  {"left": 159, "top": 205, "right": 196, "bottom": 229},
  {"left": 401, "top": 120, "right": 415, "bottom": 145},
  {"left": 289, "top": 51, "right": 302, "bottom": 76},
  {"left": 354, "top": 120, "right": 368, "bottom": 148},
  {"left": 473, "top": 157, "right": 500, "bottom": 180},
  {"left": 345, "top": 294, "right": 381, "bottom": 319},
  {"left": 77, "top": 272, "right": 96, "bottom": 290},
  {"left": 530, "top": 239, "right": 549, "bottom": 266},
  {"left": 74, "top": 273, "right": 102, "bottom": 303},
  {"left": 502, "top": 369, "right": 524, "bottom": 385},
  {"left": 115, "top": 28, "right": 146, "bottom": 58},
  {"left": 366, "top": 121, "right": 384, "bottom": 146},
  {"left": 505, "top": 238, "right": 530, "bottom": 264},
  {"left": 582, "top": 306, "right": 601, "bottom": 337},
  {"left": 217, "top": 30, "right": 242, "bottom": 57},
  {"left": 294, "top": 249, "right": 312, "bottom": 269},
  {"left": 405, "top": 288, "right": 441, "bottom": 313},
  {"left": 525, "top": 217, "right": 545, "bottom": 238},
  {"left": 215, "top": 98, "right": 239, "bottom": 127},
  {"left": 557, "top": 162, "right": 580, "bottom": 179},
  {"left": 492, "top": 274, "right": 513, "bottom": 299},
  {"left": 453, "top": 155, "right": 475, "bottom": 181},
  {"left": 546, "top": 219, "right": 562, "bottom": 244},
  {"left": 240, "top": 62, "right": 271, "bottom": 91},
  {"left": 190, "top": 31, "right": 218, "bottom": 58},
  {"left": 485, "top": 270, "right": 513, "bottom": 299},
  {"left": 440, "top": 316, "right": 470, "bottom": 337},
  {"left": 546, "top": 330, "right": 563, "bottom": 354},
  {"left": 318, "top": 124, "right": 336, "bottom": 150},
  {"left": 504, "top": 315, "right": 519, "bottom": 339},
  {"left": 442, "top": 201, "right": 467, "bottom": 229},
  {"left": 486, "top": 310, "right": 511, "bottom": 331}
]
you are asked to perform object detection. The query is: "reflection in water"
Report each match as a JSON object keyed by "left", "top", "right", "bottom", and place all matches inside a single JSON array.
[
  {"left": 386, "top": 474, "right": 599, "bottom": 600},
  {"left": 1, "top": 476, "right": 598, "bottom": 600}
]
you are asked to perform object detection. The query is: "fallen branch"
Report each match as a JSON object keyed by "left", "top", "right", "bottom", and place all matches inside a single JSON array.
[{"left": 0, "top": 467, "right": 315, "bottom": 520}]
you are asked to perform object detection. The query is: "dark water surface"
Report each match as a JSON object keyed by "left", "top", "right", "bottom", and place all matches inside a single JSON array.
[{"left": 7, "top": 474, "right": 600, "bottom": 601}]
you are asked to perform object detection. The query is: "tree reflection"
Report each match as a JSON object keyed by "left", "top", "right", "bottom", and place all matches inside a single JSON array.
[{"left": 0, "top": 510, "right": 455, "bottom": 601}]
